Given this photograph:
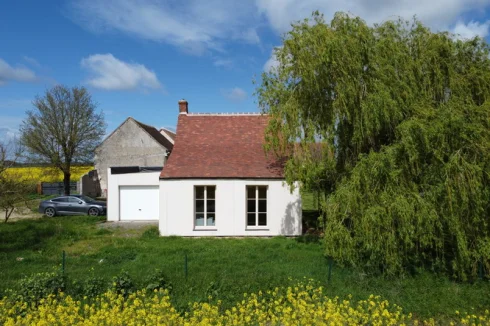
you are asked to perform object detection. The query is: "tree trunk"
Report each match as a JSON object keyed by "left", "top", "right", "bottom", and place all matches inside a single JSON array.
[
  {"left": 4, "top": 207, "right": 14, "bottom": 223},
  {"left": 63, "top": 171, "right": 71, "bottom": 196}
]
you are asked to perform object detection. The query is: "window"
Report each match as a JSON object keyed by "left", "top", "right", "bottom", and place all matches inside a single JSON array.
[
  {"left": 68, "top": 197, "right": 81, "bottom": 203},
  {"left": 195, "top": 186, "right": 216, "bottom": 228},
  {"left": 52, "top": 197, "right": 68, "bottom": 203},
  {"left": 246, "top": 186, "right": 267, "bottom": 228}
]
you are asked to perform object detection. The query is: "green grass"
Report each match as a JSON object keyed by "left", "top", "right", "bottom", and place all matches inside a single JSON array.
[{"left": 0, "top": 216, "right": 489, "bottom": 319}]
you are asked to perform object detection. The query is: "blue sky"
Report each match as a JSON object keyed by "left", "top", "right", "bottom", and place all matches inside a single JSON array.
[{"left": 1, "top": 0, "right": 489, "bottom": 138}]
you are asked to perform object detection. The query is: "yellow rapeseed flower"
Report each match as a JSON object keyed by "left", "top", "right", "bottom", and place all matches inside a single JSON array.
[{"left": 0, "top": 280, "right": 489, "bottom": 325}]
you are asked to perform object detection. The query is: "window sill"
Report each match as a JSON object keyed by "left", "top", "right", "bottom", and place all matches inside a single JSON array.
[
  {"left": 193, "top": 227, "right": 218, "bottom": 231},
  {"left": 245, "top": 227, "right": 270, "bottom": 231}
]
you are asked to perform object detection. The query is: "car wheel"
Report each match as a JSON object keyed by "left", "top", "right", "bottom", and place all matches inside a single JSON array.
[
  {"left": 88, "top": 207, "right": 99, "bottom": 216},
  {"left": 45, "top": 207, "right": 56, "bottom": 217}
]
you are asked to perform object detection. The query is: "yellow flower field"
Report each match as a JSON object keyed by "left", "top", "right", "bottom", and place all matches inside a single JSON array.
[
  {"left": 3, "top": 166, "right": 93, "bottom": 183},
  {"left": 0, "top": 280, "right": 488, "bottom": 325}
]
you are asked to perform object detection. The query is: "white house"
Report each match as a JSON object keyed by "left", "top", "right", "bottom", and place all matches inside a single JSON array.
[{"left": 158, "top": 100, "right": 302, "bottom": 236}]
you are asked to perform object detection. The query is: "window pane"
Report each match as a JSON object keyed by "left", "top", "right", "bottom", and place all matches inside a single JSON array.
[
  {"left": 258, "top": 213, "right": 267, "bottom": 226},
  {"left": 195, "top": 214, "right": 205, "bottom": 226},
  {"left": 258, "top": 199, "right": 267, "bottom": 212},
  {"left": 207, "top": 186, "right": 215, "bottom": 199},
  {"left": 207, "top": 200, "right": 215, "bottom": 213},
  {"left": 247, "top": 186, "right": 255, "bottom": 199},
  {"left": 195, "top": 187, "right": 205, "bottom": 199},
  {"left": 247, "top": 199, "right": 256, "bottom": 213},
  {"left": 53, "top": 198, "right": 67, "bottom": 202},
  {"left": 247, "top": 213, "right": 256, "bottom": 226},
  {"left": 258, "top": 186, "right": 267, "bottom": 199},
  {"left": 207, "top": 214, "right": 215, "bottom": 226},
  {"left": 196, "top": 200, "right": 204, "bottom": 212}
]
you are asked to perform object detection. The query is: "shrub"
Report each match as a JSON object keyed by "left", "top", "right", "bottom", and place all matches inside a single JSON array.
[
  {"left": 15, "top": 271, "right": 66, "bottom": 304},
  {"left": 205, "top": 280, "right": 222, "bottom": 299},
  {"left": 72, "top": 276, "right": 107, "bottom": 299},
  {"left": 111, "top": 271, "right": 135, "bottom": 296},
  {"left": 144, "top": 269, "right": 172, "bottom": 292}
]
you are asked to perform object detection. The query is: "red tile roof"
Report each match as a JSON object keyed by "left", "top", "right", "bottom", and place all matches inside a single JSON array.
[{"left": 160, "top": 114, "right": 284, "bottom": 179}]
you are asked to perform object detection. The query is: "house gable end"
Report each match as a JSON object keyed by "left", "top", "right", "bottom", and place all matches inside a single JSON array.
[{"left": 94, "top": 117, "right": 170, "bottom": 197}]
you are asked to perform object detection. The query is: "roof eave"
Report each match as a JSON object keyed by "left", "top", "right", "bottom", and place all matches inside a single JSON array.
[{"left": 159, "top": 176, "right": 285, "bottom": 180}]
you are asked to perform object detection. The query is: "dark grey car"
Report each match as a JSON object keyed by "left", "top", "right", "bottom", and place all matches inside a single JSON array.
[{"left": 39, "top": 195, "right": 106, "bottom": 217}]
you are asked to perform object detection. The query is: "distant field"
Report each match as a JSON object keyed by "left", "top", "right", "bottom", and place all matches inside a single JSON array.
[{"left": 4, "top": 166, "right": 93, "bottom": 183}]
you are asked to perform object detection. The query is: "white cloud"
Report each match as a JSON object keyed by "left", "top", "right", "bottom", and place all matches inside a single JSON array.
[
  {"left": 237, "top": 28, "right": 261, "bottom": 44},
  {"left": 0, "top": 116, "right": 23, "bottom": 140},
  {"left": 67, "top": 0, "right": 261, "bottom": 55},
  {"left": 264, "top": 46, "right": 282, "bottom": 72},
  {"left": 81, "top": 53, "right": 162, "bottom": 91},
  {"left": 0, "top": 58, "right": 37, "bottom": 85},
  {"left": 221, "top": 87, "right": 247, "bottom": 102},
  {"left": 67, "top": 0, "right": 490, "bottom": 69},
  {"left": 0, "top": 127, "right": 17, "bottom": 140},
  {"left": 255, "top": 0, "right": 490, "bottom": 34},
  {"left": 214, "top": 58, "right": 233, "bottom": 68},
  {"left": 453, "top": 20, "right": 490, "bottom": 39},
  {"left": 257, "top": 1, "right": 490, "bottom": 71},
  {"left": 23, "top": 56, "right": 42, "bottom": 68}
]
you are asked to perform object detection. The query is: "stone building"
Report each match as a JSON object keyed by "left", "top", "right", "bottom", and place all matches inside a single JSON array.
[{"left": 94, "top": 117, "right": 174, "bottom": 197}]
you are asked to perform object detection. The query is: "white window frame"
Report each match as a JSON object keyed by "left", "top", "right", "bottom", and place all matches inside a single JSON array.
[
  {"left": 246, "top": 185, "right": 268, "bottom": 230},
  {"left": 194, "top": 185, "right": 216, "bottom": 230}
]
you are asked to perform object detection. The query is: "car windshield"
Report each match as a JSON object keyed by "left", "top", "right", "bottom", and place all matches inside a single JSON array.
[{"left": 78, "top": 195, "right": 95, "bottom": 203}]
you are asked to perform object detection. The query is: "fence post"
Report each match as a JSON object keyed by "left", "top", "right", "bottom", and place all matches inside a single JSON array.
[
  {"left": 327, "top": 256, "right": 333, "bottom": 282},
  {"left": 184, "top": 253, "right": 188, "bottom": 280},
  {"left": 479, "top": 258, "right": 484, "bottom": 280},
  {"left": 62, "top": 250, "right": 66, "bottom": 275}
]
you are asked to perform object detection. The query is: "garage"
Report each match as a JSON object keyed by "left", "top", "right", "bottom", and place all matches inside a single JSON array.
[
  {"left": 119, "top": 186, "right": 159, "bottom": 220},
  {"left": 106, "top": 167, "right": 161, "bottom": 222}
]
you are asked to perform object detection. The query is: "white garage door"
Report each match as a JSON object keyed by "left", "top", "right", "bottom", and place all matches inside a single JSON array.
[{"left": 119, "top": 186, "right": 159, "bottom": 220}]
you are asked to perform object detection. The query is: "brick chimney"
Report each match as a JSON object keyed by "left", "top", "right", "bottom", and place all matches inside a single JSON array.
[{"left": 179, "top": 99, "right": 188, "bottom": 114}]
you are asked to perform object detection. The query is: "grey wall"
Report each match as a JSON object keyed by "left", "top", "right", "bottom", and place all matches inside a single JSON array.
[{"left": 94, "top": 119, "right": 167, "bottom": 197}]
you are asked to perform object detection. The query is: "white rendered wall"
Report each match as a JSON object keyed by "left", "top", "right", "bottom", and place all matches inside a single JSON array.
[
  {"left": 159, "top": 179, "right": 302, "bottom": 236},
  {"left": 107, "top": 169, "right": 160, "bottom": 221}
]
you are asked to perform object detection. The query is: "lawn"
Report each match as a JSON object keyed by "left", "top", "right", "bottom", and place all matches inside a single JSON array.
[{"left": 1, "top": 215, "right": 489, "bottom": 320}]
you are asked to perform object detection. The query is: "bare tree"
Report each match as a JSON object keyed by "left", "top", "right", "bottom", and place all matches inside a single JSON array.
[
  {"left": 20, "top": 85, "right": 106, "bottom": 195},
  {"left": 0, "top": 138, "right": 22, "bottom": 174},
  {"left": 0, "top": 139, "right": 30, "bottom": 223}
]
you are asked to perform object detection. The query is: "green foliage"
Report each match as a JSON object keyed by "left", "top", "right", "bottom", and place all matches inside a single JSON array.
[
  {"left": 111, "top": 271, "right": 135, "bottom": 296},
  {"left": 256, "top": 12, "right": 490, "bottom": 279},
  {"left": 144, "top": 269, "right": 173, "bottom": 292},
  {"left": 205, "top": 280, "right": 223, "bottom": 299},
  {"left": 15, "top": 271, "right": 66, "bottom": 304},
  {"left": 72, "top": 275, "right": 107, "bottom": 299}
]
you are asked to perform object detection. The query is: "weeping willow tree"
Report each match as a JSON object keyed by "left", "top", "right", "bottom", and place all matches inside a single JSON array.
[{"left": 256, "top": 12, "right": 490, "bottom": 279}]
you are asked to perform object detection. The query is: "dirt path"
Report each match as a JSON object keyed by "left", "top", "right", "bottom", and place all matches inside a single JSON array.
[{"left": 6, "top": 206, "right": 43, "bottom": 221}]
